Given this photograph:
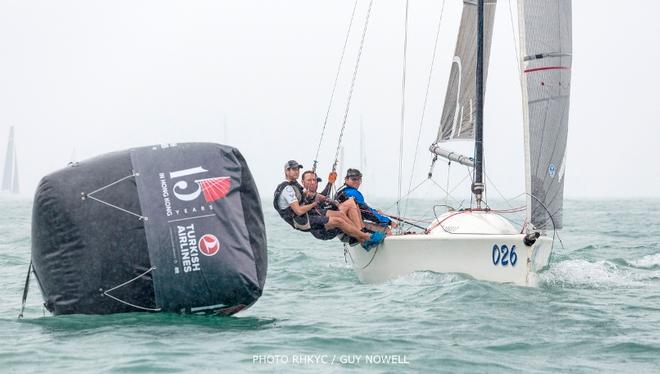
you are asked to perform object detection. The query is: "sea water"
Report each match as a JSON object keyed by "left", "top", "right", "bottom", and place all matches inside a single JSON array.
[{"left": 1, "top": 196, "right": 659, "bottom": 373}]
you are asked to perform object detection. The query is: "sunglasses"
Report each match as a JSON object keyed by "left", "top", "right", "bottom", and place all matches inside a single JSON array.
[{"left": 349, "top": 177, "right": 362, "bottom": 181}]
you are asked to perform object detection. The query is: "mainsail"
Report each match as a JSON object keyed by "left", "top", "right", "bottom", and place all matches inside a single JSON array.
[
  {"left": 518, "top": 0, "right": 572, "bottom": 230},
  {"left": 2, "top": 126, "right": 19, "bottom": 194},
  {"left": 435, "top": 0, "right": 497, "bottom": 143}
]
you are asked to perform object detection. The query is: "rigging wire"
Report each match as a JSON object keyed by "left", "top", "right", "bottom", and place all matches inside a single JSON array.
[
  {"left": 332, "top": 0, "right": 375, "bottom": 172},
  {"left": 444, "top": 161, "right": 451, "bottom": 207},
  {"left": 396, "top": 0, "right": 410, "bottom": 227},
  {"left": 507, "top": 0, "right": 522, "bottom": 76},
  {"left": 313, "top": 0, "right": 360, "bottom": 172},
  {"left": 384, "top": 178, "right": 429, "bottom": 212},
  {"left": 403, "top": 0, "right": 447, "bottom": 217},
  {"left": 383, "top": 168, "right": 471, "bottom": 214},
  {"left": 484, "top": 171, "right": 517, "bottom": 210}
]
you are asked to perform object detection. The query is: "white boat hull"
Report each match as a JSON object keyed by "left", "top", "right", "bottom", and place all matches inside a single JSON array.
[{"left": 346, "top": 211, "right": 553, "bottom": 286}]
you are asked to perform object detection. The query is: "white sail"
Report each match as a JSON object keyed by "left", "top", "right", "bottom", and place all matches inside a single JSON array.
[
  {"left": 518, "top": 0, "right": 572, "bottom": 230},
  {"left": 435, "top": 0, "right": 497, "bottom": 143},
  {"left": 2, "top": 126, "right": 19, "bottom": 194}
]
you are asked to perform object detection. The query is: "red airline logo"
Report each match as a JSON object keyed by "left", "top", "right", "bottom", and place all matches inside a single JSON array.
[{"left": 199, "top": 234, "right": 221, "bottom": 256}]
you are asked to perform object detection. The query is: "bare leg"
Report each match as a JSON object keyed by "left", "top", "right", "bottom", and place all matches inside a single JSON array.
[
  {"left": 325, "top": 214, "right": 370, "bottom": 243},
  {"left": 338, "top": 199, "right": 364, "bottom": 229}
]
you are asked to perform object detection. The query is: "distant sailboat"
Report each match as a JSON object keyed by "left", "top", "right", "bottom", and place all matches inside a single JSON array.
[
  {"left": 2, "top": 126, "right": 19, "bottom": 194},
  {"left": 70, "top": 148, "right": 78, "bottom": 164}
]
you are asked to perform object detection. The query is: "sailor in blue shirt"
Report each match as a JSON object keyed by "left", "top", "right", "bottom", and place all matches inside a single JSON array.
[{"left": 335, "top": 168, "right": 397, "bottom": 231}]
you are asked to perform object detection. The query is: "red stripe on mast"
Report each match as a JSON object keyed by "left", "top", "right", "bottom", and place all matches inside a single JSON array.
[{"left": 524, "top": 66, "right": 570, "bottom": 73}]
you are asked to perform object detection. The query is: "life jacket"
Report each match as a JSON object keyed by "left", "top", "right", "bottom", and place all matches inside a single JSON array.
[
  {"left": 334, "top": 184, "right": 385, "bottom": 225},
  {"left": 335, "top": 184, "right": 348, "bottom": 203},
  {"left": 301, "top": 191, "right": 333, "bottom": 213},
  {"left": 273, "top": 180, "right": 311, "bottom": 231}
]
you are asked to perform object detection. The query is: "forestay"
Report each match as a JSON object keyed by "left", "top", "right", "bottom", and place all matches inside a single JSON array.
[
  {"left": 518, "top": 0, "right": 572, "bottom": 230},
  {"left": 435, "top": 0, "right": 497, "bottom": 143}
]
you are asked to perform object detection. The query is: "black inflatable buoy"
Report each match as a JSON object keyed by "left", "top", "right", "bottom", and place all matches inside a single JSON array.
[{"left": 31, "top": 143, "right": 267, "bottom": 315}]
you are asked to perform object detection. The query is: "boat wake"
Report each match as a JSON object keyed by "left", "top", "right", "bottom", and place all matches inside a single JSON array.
[
  {"left": 386, "top": 271, "right": 467, "bottom": 287},
  {"left": 539, "top": 256, "right": 660, "bottom": 289}
]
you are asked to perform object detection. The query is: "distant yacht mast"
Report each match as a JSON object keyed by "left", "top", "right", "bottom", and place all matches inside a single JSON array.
[
  {"left": 70, "top": 148, "right": 78, "bottom": 163},
  {"left": 2, "top": 126, "right": 19, "bottom": 193}
]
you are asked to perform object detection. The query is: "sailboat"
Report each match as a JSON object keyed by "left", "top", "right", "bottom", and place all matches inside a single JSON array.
[
  {"left": 344, "top": 0, "right": 571, "bottom": 286},
  {"left": 2, "top": 126, "right": 20, "bottom": 194}
]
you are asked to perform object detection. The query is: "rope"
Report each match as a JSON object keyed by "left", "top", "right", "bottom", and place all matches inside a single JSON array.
[
  {"left": 102, "top": 267, "right": 161, "bottom": 312},
  {"left": 526, "top": 192, "right": 563, "bottom": 250},
  {"left": 332, "top": 0, "right": 374, "bottom": 172},
  {"left": 382, "top": 167, "right": 470, "bottom": 214},
  {"left": 344, "top": 242, "right": 381, "bottom": 270},
  {"left": 82, "top": 172, "right": 148, "bottom": 221},
  {"left": 484, "top": 172, "right": 517, "bottom": 210},
  {"left": 18, "top": 260, "right": 32, "bottom": 319},
  {"left": 87, "top": 172, "right": 138, "bottom": 196},
  {"left": 429, "top": 178, "right": 453, "bottom": 202},
  {"left": 404, "top": 0, "right": 447, "bottom": 217},
  {"left": 85, "top": 196, "right": 146, "bottom": 220},
  {"left": 396, "top": 0, "right": 410, "bottom": 228},
  {"left": 384, "top": 178, "right": 430, "bottom": 212},
  {"left": 313, "top": 0, "right": 360, "bottom": 172},
  {"left": 447, "top": 172, "right": 470, "bottom": 196},
  {"left": 444, "top": 161, "right": 451, "bottom": 207},
  {"left": 445, "top": 161, "right": 451, "bottom": 205}
]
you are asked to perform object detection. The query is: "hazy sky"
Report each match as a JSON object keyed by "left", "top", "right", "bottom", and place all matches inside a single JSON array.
[{"left": 1, "top": 0, "right": 658, "bottom": 201}]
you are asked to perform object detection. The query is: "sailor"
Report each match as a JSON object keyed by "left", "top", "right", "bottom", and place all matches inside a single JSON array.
[
  {"left": 335, "top": 168, "right": 397, "bottom": 231},
  {"left": 301, "top": 170, "right": 384, "bottom": 250},
  {"left": 273, "top": 160, "right": 318, "bottom": 231}
]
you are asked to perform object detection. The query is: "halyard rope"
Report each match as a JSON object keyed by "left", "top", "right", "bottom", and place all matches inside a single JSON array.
[
  {"left": 404, "top": 0, "right": 447, "bottom": 218},
  {"left": 313, "top": 0, "right": 360, "bottom": 172},
  {"left": 396, "top": 0, "right": 410, "bottom": 229},
  {"left": 332, "top": 0, "right": 374, "bottom": 172}
]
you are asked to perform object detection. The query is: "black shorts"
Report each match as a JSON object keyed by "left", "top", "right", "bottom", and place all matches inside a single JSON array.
[
  {"left": 311, "top": 227, "right": 341, "bottom": 240},
  {"left": 308, "top": 209, "right": 340, "bottom": 240},
  {"left": 308, "top": 213, "right": 329, "bottom": 230}
]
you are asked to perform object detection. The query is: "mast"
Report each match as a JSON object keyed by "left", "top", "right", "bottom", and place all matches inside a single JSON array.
[{"left": 471, "top": 0, "right": 485, "bottom": 208}]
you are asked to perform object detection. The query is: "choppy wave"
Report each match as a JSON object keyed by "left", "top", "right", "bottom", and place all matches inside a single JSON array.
[{"left": 628, "top": 253, "right": 660, "bottom": 269}]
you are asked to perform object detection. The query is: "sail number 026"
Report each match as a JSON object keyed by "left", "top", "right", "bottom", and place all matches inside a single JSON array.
[{"left": 492, "top": 245, "right": 517, "bottom": 266}]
